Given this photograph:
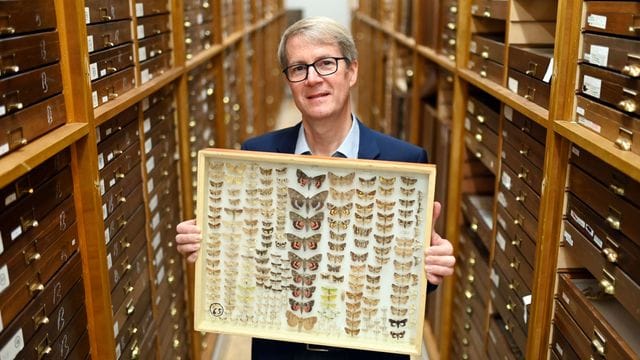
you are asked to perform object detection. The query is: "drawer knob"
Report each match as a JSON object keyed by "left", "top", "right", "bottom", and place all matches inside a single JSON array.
[
  {"left": 184, "top": 21, "right": 192, "bottom": 28},
  {"left": 464, "top": 290, "right": 473, "bottom": 299},
  {"left": 518, "top": 148, "right": 529, "bottom": 156},
  {"left": 476, "top": 115, "right": 485, "bottom": 123},
  {"left": 121, "top": 240, "right": 131, "bottom": 248},
  {"left": 602, "top": 247, "right": 618, "bottom": 263},
  {"left": 480, "top": 70, "right": 487, "bottom": 78},
  {"left": 168, "top": 274, "right": 175, "bottom": 284},
  {"left": 509, "top": 280, "right": 519, "bottom": 291},
  {"left": 462, "top": 337, "right": 469, "bottom": 346},
  {"left": 474, "top": 133, "right": 483, "bottom": 142},
  {"left": 468, "top": 257, "right": 476, "bottom": 266},
  {"left": 614, "top": 137, "right": 632, "bottom": 151},
  {"left": 0, "top": 27, "right": 15, "bottom": 35},
  {"left": 599, "top": 278, "right": 615, "bottom": 295},
  {"left": 104, "top": 41, "right": 115, "bottom": 47},
  {"left": 591, "top": 338, "right": 606, "bottom": 356},
  {"left": 108, "top": 92, "right": 119, "bottom": 100},
  {"left": 29, "top": 282, "right": 45, "bottom": 293},
  {"left": 608, "top": 183, "right": 625, "bottom": 196},
  {"left": 465, "top": 306, "right": 472, "bottom": 315},
  {"left": 481, "top": 51, "right": 489, "bottom": 59},
  {"left": 621, "top": 64, "right": 640, "bottom": 78},
  {"left": 462, "top": 354, "right": 469, "bottom": 360},
  {"left": 509, "top": 258, "right": 520, "bottom": 270},
  {"left": 3, "top": 65, "right": 19, "bottom": 75},
  {"left": 202, "top": 1, "right": 210, "bottom": 8},
  {"left": 38, "top": 345, "right": 52, "bottom": 359},
  {"left": 617, "top": 99, "right": 637, "bottom": 113},
  {"left": 131, "top": 345, "right": 140, "bottom": 359},
  {"left": 116, "top": 172, "right": 125, "bottom": 179},
  {"left": 7, "top": 102, "right": 23, "bottom": 112},
  {"left": 447, "top": 22, "right": 456, "bottom": 30},
  {"left": 448, "top": 38, "right": 456, "bottom": 46},
  {"left": 483, "top": 9, "right": 491, "bottom": 17},
  {"left": 26, "top": 252, "right": 41, "bottom": 263},
  {"left": 464, "top": 322, "right": 471, "bottom": 331},
  {"left": 173, "top": 338, "right": 181, "bottom": 349},
  {"left": 450, "top": 5, "right": 458, "bottom": 13},
  {"left": 106, "top": 66, "right": 117, "bottom": 73},
  {"left": 474, "top": 151, "right": 482, "bottom": 159},
  {"left": 606, "top": 215, "right": 620, "bottom": 230},
  {"left": 506, "top": 301, "right": 516, "bottom": 312},
  {"left": 130, "top": 326, "right": 138, "bottom": 335},
  {"left": 126, "top": 304, "right": 135, "bottom": 315},
  {"left": 124, "top": 284, "right": 134, "bottom": 294},
  {"left": 511, "top": 238, "right": 521, "bottom": 247},
  {"left": 467, "top": 274, "right": 475, "bottom": 283},
  {"left": 470, "top": 222, "right": 478, "bottom": 232},
  {"left": 185, "top": 37, "right": 193, "bottom": 45},
  {"left": 34, "top": 314, "right": 49, "bottom": 326}
]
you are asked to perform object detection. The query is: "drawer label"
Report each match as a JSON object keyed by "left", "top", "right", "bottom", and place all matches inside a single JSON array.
[
  {"left": 155, "top": 247, "right": 164, "bottom": 266},
  {"left": 507, "top": 77, "right": 518, "bottom": 93},
  {"left": 144, "top": 138, "right": 153, "bottom": 154},
  {"left": 137, "top": 25, "right": 145, "bottom": 40},
  {"left": 92, "top": 91, "right": 98, "bottom": 108},
  {"left": 146, "top": 156, "right": 155, "bottom": 173},
  {"left": 497, "top": 214, "right": 506, "bottom": 229},
  {"left": 543, "top": 57, "right": 553, "bottom": 83},
  {"left": 152, "top": 212, "right": 160, "bottom": 230},
  {"left": 107, "top": 253, "right": 112, "bottom": 270},
  {"left": 577, "top": 115, "right": 602, "bottom": 134},
  {"left": 10, "top": 226, "right": 22, "bottom": 241},
  {"left": 496, "top": 232, "right": 506, "bottom": 251},
  {"left": 0, "top": 265, "right": 9, "bottom": 294},
  {"left": 501, "top": 171, "right": 512, "bottom": 190},
  {"left": 575, "top": 105, "right": 585, "bottom": 116},
  {"left": 143, "top": 118, "right": 151, "bottom": 133},
  {"left": 147, "top": 178, "right": 154, "bottom": 193},
  {"left": 522, "top": 294, "right": 532, "bottom": 324},
  {"left": 4, "top": 192, "right": 16, "bottom": 207},
  {"left": 141, "top": 68, "right": 150, "bottom": 84},
  {"left": 97, "top": 153, "right": 104, "bottom": 170},
  {"left": 561, "top": 291, "right": 570, "bottom": 305},
  {"left": 469, "top": 41, "right": 477, "bottom": 54},
  {"left": 0, "top": 234, "right": 3, "bottom": 255},
  {"left": 149, "top": 194, "right": 158, "bottom": 213},
  {"left": 156, "top": 265, "right": 165, "bottom": 284},
  {"left": 563, "top": 229, "right": 573, "bottom": 246},
  {"left": 139, "top": 46, "right": 147, "bottom": 62},
  {"left": 497, "top": 191, "right": 507, "bottom": 208},
  {"left": 0, "top": 105, "right": 4, "bottom": 117},
  {"left": 490, "top": 268, "right": 499, "bottom": 287},
  {"left": 89, "top": 62, "right": 98, "bottom": 80},
  {"left": 87, "top": 35, "right": 94, "bottom": 52},
  {"left": 135, "top": 3, "right": 144, "bottom": 17},
  {"left": 503, "top": 105, "right": 513, "bottom": 121},
  {"left": 102, "top": 203, "right": 108, "bottom": 220},
  {"left": 104, "top": 227, "right": 110, "bottom": 244},
  {"left": 489, "top": 328, "right": 497, "bottom": 344},
  {"left": 152, "top": 232, "right": 161, "bottom": 250},
  {"left": 113, "top": 321, "right": 119, "bottom": 338},
  {"left": 582, "top": 74, "right": 602, "bottom": 98},
  {"left": 586, "top": 45, "right": 609, "bottom": 67},
  {"left": 464, "top": 117, "right": 471, "bottom": 131},
  {"left": 99, "top": 179, "right": 105, "bottom": 195},
  {"left": 84, "top": 7, "right": 90, "bottom": 24},
  {"left": 0, "top": 143, "right": 7, "bottom": 156},
  {"left": 0, "top": 329, "right": 24, "bottom": 360},
  {"left": 555, "top": 342, "right": 564, "bottom": 356},
  {"left": 587, "top": 14, "right": 607, "bottom": 29}
]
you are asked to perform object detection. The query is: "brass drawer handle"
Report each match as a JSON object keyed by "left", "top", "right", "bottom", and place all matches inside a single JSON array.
[
  {"left": 474, "top": 133, "right": 483, "bottom": 142},
  {"left": 591, "top": 329, "right": 606, "bottom": 356},
  {"left": 480, "top": 69, "right": 488, "bottom": 78},
  {"left": 37, "top": 345, "right": 52, "bottom": 359},
  {"left": 184, "top": 21, "right": 192, "bottom": 28},
  {"left": 7, "top": 102, "right": 24, "bottom": 112},
  {"left": 515, "top": 192, "right": 526, "bottom": 202},
  {"left": 3, "top": 65, "right": 19, "bottom": 74},
  {"left": 609, "top": 184, "right": 625, "bottom": 196},
  {"left": 615, "top": 137, "right": 632, "bottom": 151},
  {"left": 476, "top": 114, "right": 485, "bottom": 123},
  {"left": 606, "top": 215, "right": 620, "bottom": 230},
  {"left": 464, "top": 290, "right": 473, "bottom": 300},
  {"left": 447, "top": 22, "right": 456, "bottom": 30},
  {"left": 465, "top": 306, "right": 473, "bottom": 315},
  {"left": 464, "top": 322, "right": 471, "bottom": 331},
  {"left": 26, "top": 252, "right": 41, "bottom": 263},
  {"left": 126, "top": 301, "right": 135, "bottom": 315},
  {"left": 34, "top": 314, "right": 49, "bottom": 327},
  {"left": 104, "top": 41, "right": 115, "bottom": 47},
  {"left": 599, "top": 268, "right": 615, "bottom": 295},
  {"left": 617, "top": 99, "right": 637, "bottom": 113},
  {"left": 173, "top": 338, "right": 181, "bottom": 349},
  {"left": 483, "top": 9, "right": 491, "bottom": 17},
  {"left": 481, "top": 51, "right": 489, "bottom": 59},
  {"left": 474, "top": 151, "right": 482, "bottom": 159},
  {"left": 470, "top": 222, "right": 479, "bottom": 232},
  {"left": 106, "top": 66, "right": 117, "bottom": 73},
  {"left": 462, "top": 337, "right": 469, "bottom": 346},
  {"left": 0, "top": 26, "right": 15, "bottom": 35},
  {"left": 449, "top": 5, "right": 458, "bottom": 13},
  {"left": 467, "top": 274, "right": 475, "bottom": 283},
  {"left": 29, "top": 282, "right": 45, "bottom": 293},
  {"left": 602, "top": 247, "right": 618, "bottom": 263},
  {"left": 448, "top": 38, "right": 456, "bottom": 46},
  {"left": 621, "top": 64, "right": 640, "bottom": 77}
]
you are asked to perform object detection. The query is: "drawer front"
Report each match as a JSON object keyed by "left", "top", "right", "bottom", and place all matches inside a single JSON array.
[
  {"left": 568, "top": 165, "right": 640, "bottom": 242},
  {"left": 575, "top": 95, "right": 640, "bottom": 155},
  {"left": 96, "top": 104, "right": 138, "bottom": 144},
  {"left": 111, "top": 247, "right": 148, "bottom": 314},
  {"left": 497, "top": 185, "right": 538, "bottom": 242},
  {"left": 136, "top": 14, "right": 171, "bottom": 40},
  {"left": 582, "top": 32, "right": 640, "bottom": 76},
  {"left": 97, "top": 119, "right": 139, "bottom": 171},
  {"left": 493, "top": 240, "right": 532, "bottom": 298},
  {"left": 142, "top": 82, "right": 175, "bottom": 110},
  {"left": 0, "top": 92, "right": 66, "bottom": 157},
  {"left": 134, "top": 0, "right": 169, "bottom": 17},
  {"left": 114, "top": 286, "right": 151, "bottom": 358},
  {"left": 88, "top": 43, "right": 134, "bottom": 82},
  {"left": 142, "top": 96, "right": 174, "bottom": 134},
  {"left": 99, "top": 140, "right": 140, "bottom": 196},
  {"left": 86, "top": 19, "right": 133, "bottom": 53},
  {"left": 553, "top": 301, "right": 593, "bottom": 360},
  {"left": 0, "top": 62, "right": 63, "bottom": 114},
  {"left": 551, "top": 324, "right": 580, "bottom": 359},
  {"left": 487, "top": 315, "right": 522, "bottom": 360},
  {"left": 84, "top": 0, "right": 131, "bottom": 24},
  {"left": 566, "top": 193, "right": 640, "bottom": 284},
  {"left": 103, "top": 184, "right": 143, "bottom": 244},
  {"left": 503, "top": 105, "right": 547, "bottom": 145},
  {"left": 501, "top": 140, "right": 543, "bottom": 194},
  {"left": 557, "top": 273, "right": 639, "bottom": 359},
  {"left": 470, "top": 34, "right": 505, "bottom": 64},
  {"left": 579, "top": 63, "right": 640, "bottom": 115},
  {"left": 0, "top": 147, "right": 70, "bottom": 212},
  {"left": 183, "top": 7, "right": 213, "bottom": 26},
  {"left": 471, "top": 0, "right": 509, "bottom": 20},
  {"left": 185, "top": 24, "right": 213, "bottom": 58},
  {"left": 144, "top": 135, "right": 176, "bottom": 176},
  {"left": 23, "top": 304, "right": 87, "bottom": 360},
  {"left": 466, "top": 117, "right": 499, "bottom": 156},
  {"left": 496, "top": 214, "right": 536, "bottom": 273},
  {"left": 138, "top": 32, "right": 172, "bottom": 62},
  {"left": 563, "top": 220, "right": 640, "bottom": 323},
  {"left": 139, "top": 50, "right": 172, "bottom": 84},
  {"left": 496, "top": 204, "right": 537, "bottom": 258},
  {"left": 0, "top": 167, "right": 72, "bottom": 254},
  {"left": 109, "top": 227, "right": 145, "bottom": 292},
  {"left": 467, "top": 94, "right": 501, "bottom": 133},
  {"left": 469, "top": 53, "right": 504, "bottom": 85},
  {"left": 495, "top": 226, "right": 534, "bottom": 291},
  {"left": 111, "top": 275, "right": 151, "bottom": 345},
  {"left": 106, "top": 204, "right": 146, "bottom": 267},
  {"left": 507, "top": 68, "right": 551, "bottom": 109},
  {"left": 508, "top": 45, "right": 554, "bottom": 82},
  {"left": 0, "top": 0, "right": 57, "bottom": 35},
  {"left": 0, "top": 31, "right": 60, "bottom": 77},
  {"left": 500, "top": 163, "right": 541, "bottom": 220},
  {"left": 491, "top": 264, "right": 530, "bottom": 334},
  {"left": 145, "top": 158, "right": 177, "bottom": 197},
  {"left": 583, "top": 1, "right": 640, "bottom": 38},
  {"left": 490, "top": 287, "right": 527, "bottom": 352},
  {"left": 68, "top": 330, "right": 90, "bottom": 360},
  {"left": 461, "top": 194, "right": 494, "bottom": 250},
  {"left": 570, "top": 144, "right": 640, "bottom": 205},
  {"left": 91, "top": 66, "right": 135, "bottom": 108},
  {"left": 465, "top": 132, "right": 498, "bottom": 174}
]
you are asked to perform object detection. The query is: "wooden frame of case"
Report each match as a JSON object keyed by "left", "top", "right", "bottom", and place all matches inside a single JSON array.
[{"left": 193, "top": 149, "right": 436, "bottom": 355}]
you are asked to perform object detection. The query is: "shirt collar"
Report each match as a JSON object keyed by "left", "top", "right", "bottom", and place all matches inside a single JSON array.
[{"left": 294, "top": 114, "right": 360, "bottom": 158}]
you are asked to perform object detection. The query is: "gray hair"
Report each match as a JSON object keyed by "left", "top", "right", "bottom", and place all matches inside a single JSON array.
[{"left": 278, "top": 16, "right": 358, "bottom": 69}]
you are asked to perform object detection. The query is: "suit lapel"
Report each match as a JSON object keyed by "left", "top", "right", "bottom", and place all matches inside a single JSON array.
[
  {"left": 356, "top": 119, "right": 380, "bottom": 160},
  {"left": 276, "top": 122, "right": 301, "bottom": 154}
]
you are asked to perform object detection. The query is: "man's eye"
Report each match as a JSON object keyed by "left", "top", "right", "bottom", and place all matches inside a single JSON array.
[
  {"left": 318, "top": 59, "right": 334, "bottom": 66},
  {"left": 291, "top": 65, "right": 306, "bottom": 72}
]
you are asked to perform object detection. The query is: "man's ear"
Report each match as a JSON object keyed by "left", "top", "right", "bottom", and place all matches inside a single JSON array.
[{"left": 348, "top": 59, "right": 358, "bottom": 87}]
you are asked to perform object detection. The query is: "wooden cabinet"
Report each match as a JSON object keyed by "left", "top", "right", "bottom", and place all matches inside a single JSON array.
[
  {"left": 353, "top": 0, "right": 639, "bottom": 359},
  {"left": 0, "top": 0, "right": 284, "bottom": 359}
]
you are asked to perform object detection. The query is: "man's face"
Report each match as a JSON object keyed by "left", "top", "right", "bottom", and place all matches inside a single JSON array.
[{"left": 285, "top": 35, "right": 358, "bottom": 122}]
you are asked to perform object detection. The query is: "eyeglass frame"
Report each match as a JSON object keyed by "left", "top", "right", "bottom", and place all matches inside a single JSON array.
[{"left": 282, "top": 57, "right": 349, "bottom": 83}]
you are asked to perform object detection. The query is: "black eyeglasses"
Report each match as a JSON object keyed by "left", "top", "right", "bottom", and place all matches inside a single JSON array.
[{"left": 282, "top": 57, "right": 348, "bottom": 82}]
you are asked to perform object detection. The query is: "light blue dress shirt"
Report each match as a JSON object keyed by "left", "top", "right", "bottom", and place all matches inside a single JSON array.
[{"left": 294, "top": 114, "right": 360, "bottom": 158}]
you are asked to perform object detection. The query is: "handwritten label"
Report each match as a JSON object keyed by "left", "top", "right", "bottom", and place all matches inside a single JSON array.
[
  {"left": 89, "top": 63, "right": 98, "bottom": 80},
  {"left": 587, "top": 45, "right": 609, "bottom": 67},
  {"left": 84, "top": 7, "right": 90, "bottom": 23},
  {"left": 504, "top": 106, "right": 513, "bottom": 121},
  {"left": 0, "top": 265, "right": 9, "bottom": 294},
  {"left": 135, "top": 3, "right": 144, "bottom": 17},
  {"left": 87, "top": 35, "right": 94, "bottom": 52},
  {"left": 587, "top": 14, "right": 607, "bottom": 29},
  {"left": 507, "top": 77, "right": 518, "bottom": 93},
  {"left": 582, "top": 74, "right": 602, "bottom": 98},
  {"left": 138, "top": 46, "right": 147, "bottom": 62},
  {"left": 0, "top": 329, "right": 24, "bottom": 360}
]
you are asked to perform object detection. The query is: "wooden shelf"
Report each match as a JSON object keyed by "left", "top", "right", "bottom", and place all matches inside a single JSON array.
[
  {"left": 185, "top": 45, "right": 225, "bottom": 72},
  {"left": 554, "top": 120, "right": 640, "bottom": 183},
  {"left": 416, "top": 45, "right": 456, "bottom": 72},
  {"left": 459, "top": 68, "right": 549, "bottom": 125},
  {"left": 0, "top": 123, "right": 88, "bottom": 188}
]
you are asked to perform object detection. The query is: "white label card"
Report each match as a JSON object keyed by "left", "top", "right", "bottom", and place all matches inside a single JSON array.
[
  {"left": 84, "top": 7, "right": 90, "bottom": 23},
  {"left": 522, "top": 294, "right": 532, "bottom": 323},
  {"left": 497, "top": 192, "right": 507, "bottom": 208},
  {"left": 0, "top": 329, "right": 24, "bottom": 360},
  {"left": 137, "top": 25, "right": 145, "bottom": 40},
  {"left": 507, "top": 77, "right": 519, "bottom": 93},
  {"left": 92, "top": 91, "right": 98, "bottom": 108},
  {"left": 576, "top": 106, "right": 585, "bottom": 116},
  {"left": 0, "top": 265, "right": 10, "bottom": 294},
  {"left": 97, "top": 153, "right": 105, "bottom": 170},
  {"left": 496, "top": 232, "right": 506, "bottom": 251},
  {"left": 583, "top": 75, "right": 602, "bottom": 98},
  {"left": 89, "top": 63, "right": 98, "bottom": 80},
  {"left": 563, "top": 230, "right": 573, "bottom": 246},
  {"left": 143, "top": 118, "right": 151, "bottom": 133},
  {"left": 464, "top": 117, "right": 471, "bottom": 131},
  {"left": 107, "top": 253, "right": 112, "bottom": 270},
  {"left": 147, "top": 178, "right": 154, "bottom": 193},
  {"left": 100, "top": 180, "right": 105, "bottom": 195},
  {"left": 577, "top": 115, "right": 602, "bottom": 134},
  {"left": 102, "top": 204, "right": 108, "bottom": 220},
  {"left": 152, "top": 213, "right": 160, "bottom": 230},
  {"left": 87, "top": 35, "right": 94, "bottom": 52},
  {"left": 562, "top": 291, "right": 570, "bottom": 305},
  {"left": 101, "top": 95, "right": 108, "bottom": 105},
  {"left": 104, "top": 228, "right": 110, "bottom": 244},
  {"left": 135, "top": 3, "right": 144, "bottom": 17},
  {"left": 138, "top": 46, "right": 147, "bottom": 62},
  {"left": 149, "top": 194, "right": 158, "bottom": 212},
  {"left": 156, "top": 265, "right": 165, "bottom": 284},
  {"left": 587, "top": 14, "right": 607, "bottom": 29},
  {"left": 4, "top": 193, "right": 16, "bottom": 207},
  {"left": 490, "top": 269, "right": 500, "bottom": 287},
  {"left": 0, "top": 143, "right": 7, "bottom": 156},
  {"left": 113, "top": 322, "right": 119, "bottom": 338},
  {"left": 141, "top": 68, "right": 150, "bottom": 84},
  {"left": 543, "top": 57, "right": 553, "bottom": 83},
  {"left": 152, "top": 232, "right": 161, "bottom": 250},
  {"left": 504, "top": 105, "right": 513, "bottom": 121},
  {"left": 467, "top": 100, "right": 475, "bottom": 114},
  {"left": 144, "top": 138, "right": 153, "bottom": 154},
  {"left": 588, "top": 45, "right": 609, "bottom": 67},
  {"left": 10, "top": 226, "right": 22, "bottom": 241},
  {"left": 0, "top": 234, "right": 3, "bottom": 255},
  {"left": 146, "top": 156, "right": 155, "bottom": 173},
  {"left": 470, "top": 41, "right": 477, "bottom": 54},
  {"left": 501, "top": 171, "right": 512, "bottom": 190}
]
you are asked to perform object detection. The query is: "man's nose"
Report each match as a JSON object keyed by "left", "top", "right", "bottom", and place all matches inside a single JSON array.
[{"left": 306, "top": 66, "right": 323, "bottom": 82}]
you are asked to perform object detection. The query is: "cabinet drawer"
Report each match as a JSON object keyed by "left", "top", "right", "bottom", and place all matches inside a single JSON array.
[
  {"left": 0, "top": 62, "right": 63, "bottom": 116},
  {"left": 136, "top": 13, "right": 171, "bottom": 40},
  {"left": 144, "top": 134, "right": 176, "bottom": 175},
  {"left": 509, "top": 45, "right": 554, "bottom": 82},
  {"left": 582, "top": 32, "right": 640, "bottom": 76},
  {"left": 568, "top": 164, "right": 640, "bottom": 242},
  {"left": 496, "top": 203, "right": 537, "bottom": 255},
  {"left": 86, "top": 19, "right": 132, "bottom": 53},
  {"left": 88, "top": 43, "right": 134, "bottom": 82},
  {"left": 99, "top": 140, "right": 140, "bottom": 196},
  {"left": 575, "top": 95, "right": 640, "bottom": 155},
  {"left": 106, "top": 206, "right": 146, "bottom": 277},
  {"left": 465, "top": 132, "right": 498, "bottom": 174},
  {"left": 503, "top": 105, "right": 547, "bottom": 145},
  {"left": 495, "top": 225, "right": 534, "bottom": 291},
  {"left": 0, "top": 31, "right": 59, "bottom": 77},
  {"left": 0, "top": 92, "right": 66, "bottom": 157},
  {"left": 134, "top": 0, "right": 169, "bottom": 17},
  {"left": 146, "top": 158, "right": 177, "bottom": 197},
  {"left": 507, "top": 68, "right": 551, "bottom": 109},
  {"left": 467, "top": 92, "right": 501, "bottom": 133},
  {"left": 0, "top": 147, "right": 70, "bottom": 212},
  {"left": 487, "top": 314, "right": 522, "bottom": 360},
  {"left": 578, "top": 63, "right": 640, "bottom": 115},
  {"left": 583, "top": 1, "right": 640, "bottom": 38},
  {"left": 469, "top": 53, "right": 504, "bottom": 85},
  {"left": 501, "top": 140, "right": 543, "bottom": 195},
  {"left": 551, "top": 323, "right": 580, "bottom": 360},
  {"left": 101, "top": 163, "right": 141, "bottom": 221},
  {"left": 466, "top": 115, "right": 499, "bottom": 156},
  {"left": 142, "top": 95, "right": 174, "bottom": 135},
  {"left": 470, "top": 33, "right": 505, "bottom": 64},
  {"left": 491, "top": 264, "right": 530, "bottom": 337},
  {"left": 114, "top": 285, "right": 151, "bottom": 358},
  {"left": 185, "top": 22, "right": 213, "bottom": 58},
  {"left": 0, "top": 167, "right": 72, "bottom": 254},
  {"left": 497, "top": 184, "right": 538, "bottom": 241},
  {"left": 184, "top": 7, "right": 213, "bottom": 26},
  {"left": 570, "top": 144, "right": 640, "bottom": 205},
  {"left": 103, "top": 183, "right": 143, "bottom": 244},
  {"left": 96, "top": 104, "right": 138, "bottom": 144},
  {"left": 110, "top": 246, "right": 148, "bottom": 314},
  {"left": 138, "top": 32, "right": 171, "bottom": 62},
  {"left": 0, "top": 251, "right": 80, "bottom": 330},
  {"left": 140, "top": 50, "right": 172, "bottom": 84},
  {"left": 490, "top": 286, "right": 527, "bottom": 353},
  {"left": 84, "top": 0, "right": 131, "bottom": 24},
  {"left": 566, "top": 193, "right": 640, "bottom": 283},
  {"left": 556, "top": 273, "right": 640, "bottom": 358},
  {"left": 493, "top": 238, "right": 532, "bottom": 298},
  {"left": 496, "top": 210, "right": 536, "bottom": 271},
  {"left": 0, "top": 0, "right": 56, "bottom": 36},
  {"left": 91, "top": 65, "right": 135, "bottom": 108},
  {"left": 142, "top": 82, "right": 175, "bottom": 111},
  {"left": 23, "top": 303, "right": 86, "bottom": 360},
  {"left": 461, "top": 194, "right": 494, "bottom": 250},
  {"left": 97, "top": 119, "right": 139, "bottom": 171},
  {"left": 500, "top": 163, "right": 541, "bottom": 220},
  {"left": 471, "top": 0, "right": 508, "bottom": 20},
  {"left": 111, "top": 275, "right": 150, "bottom": 346}
]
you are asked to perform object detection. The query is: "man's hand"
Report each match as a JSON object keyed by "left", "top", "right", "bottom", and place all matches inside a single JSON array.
[
  {"left": 176, "top": 219, "right": 202, "bottom": 263},
  {"left": 424, "top": 202, "right": 455, "bottom": 285}
]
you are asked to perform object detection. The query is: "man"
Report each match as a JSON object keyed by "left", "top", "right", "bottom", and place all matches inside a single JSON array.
[{"left": 176, "top": 17, "right": 455, "bottom": 359}]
